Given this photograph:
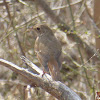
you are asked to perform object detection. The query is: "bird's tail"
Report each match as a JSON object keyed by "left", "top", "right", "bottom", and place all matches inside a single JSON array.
[{"left": 48, "top": 57, "right": 61, "bottom": 81}]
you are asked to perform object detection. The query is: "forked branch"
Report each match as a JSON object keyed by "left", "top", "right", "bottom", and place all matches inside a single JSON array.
[{"left": 0, "top": 57, "right": 81, "bottom": 100}]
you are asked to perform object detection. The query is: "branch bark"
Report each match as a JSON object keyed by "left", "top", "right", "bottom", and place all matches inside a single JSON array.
[{"left": 0, "top": 58, "right": 81, "bottom": 100}]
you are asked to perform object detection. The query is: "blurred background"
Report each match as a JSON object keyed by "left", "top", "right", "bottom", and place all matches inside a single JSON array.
[{"left": 0, "top": 0, "right": 100, "bottom": 100}]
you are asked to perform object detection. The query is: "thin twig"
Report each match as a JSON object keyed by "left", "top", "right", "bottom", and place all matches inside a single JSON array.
[{"left": 3, "top": 0, "right": 26, "bottom": 56}]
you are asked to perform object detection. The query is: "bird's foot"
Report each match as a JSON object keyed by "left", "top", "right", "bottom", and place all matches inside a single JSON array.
[{"left": 42, "top": 70, "right": 47, "bottom": 77}]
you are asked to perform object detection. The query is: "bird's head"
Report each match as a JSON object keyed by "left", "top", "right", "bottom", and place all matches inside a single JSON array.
[{"left": 33, "top": 24, "right": 54, "bottom": 36}]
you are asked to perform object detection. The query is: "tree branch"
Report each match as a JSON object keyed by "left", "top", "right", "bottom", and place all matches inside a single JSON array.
[{"left": 0, "top": 58, "right": 81, "bottom": 100}]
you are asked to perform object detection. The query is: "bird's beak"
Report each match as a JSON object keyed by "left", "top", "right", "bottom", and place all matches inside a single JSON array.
[{"left": 26, "top": 26, "right": 34, "bottom": 32}]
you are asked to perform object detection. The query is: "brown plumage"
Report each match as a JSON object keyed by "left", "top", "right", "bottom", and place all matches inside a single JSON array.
[{"left": 34, "top": 24, "right": 62, "bottom": 81}]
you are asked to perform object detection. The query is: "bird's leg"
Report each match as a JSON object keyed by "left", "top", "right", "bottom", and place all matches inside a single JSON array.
[
  {"left": 42, "top": 65, "right": 49, "bottom": 77},
  {"left": 42, "top": 69, "right": 47, "bottom": 77}
]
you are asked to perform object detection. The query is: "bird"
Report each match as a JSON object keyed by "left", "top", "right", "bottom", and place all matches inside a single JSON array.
[{"left": 33, "top": 24, "right": 62, "bottom": 81}]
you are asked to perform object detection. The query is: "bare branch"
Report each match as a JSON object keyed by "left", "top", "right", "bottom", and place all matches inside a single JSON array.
[
  {"left": 0, "top": 58, "right": 81, "bottom": 100},
  {"left": 3, "top": 0, "right": 26, "bottom": 57}
]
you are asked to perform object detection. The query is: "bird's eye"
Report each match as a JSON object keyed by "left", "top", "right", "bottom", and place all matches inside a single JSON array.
[{"left": 37, "top": 27, "right": 40, "bottom": 31}]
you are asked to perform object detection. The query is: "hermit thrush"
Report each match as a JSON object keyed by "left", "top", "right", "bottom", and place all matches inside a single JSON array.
[{"left": 34, "top": 24, "right": 62, "bottom": 81}]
